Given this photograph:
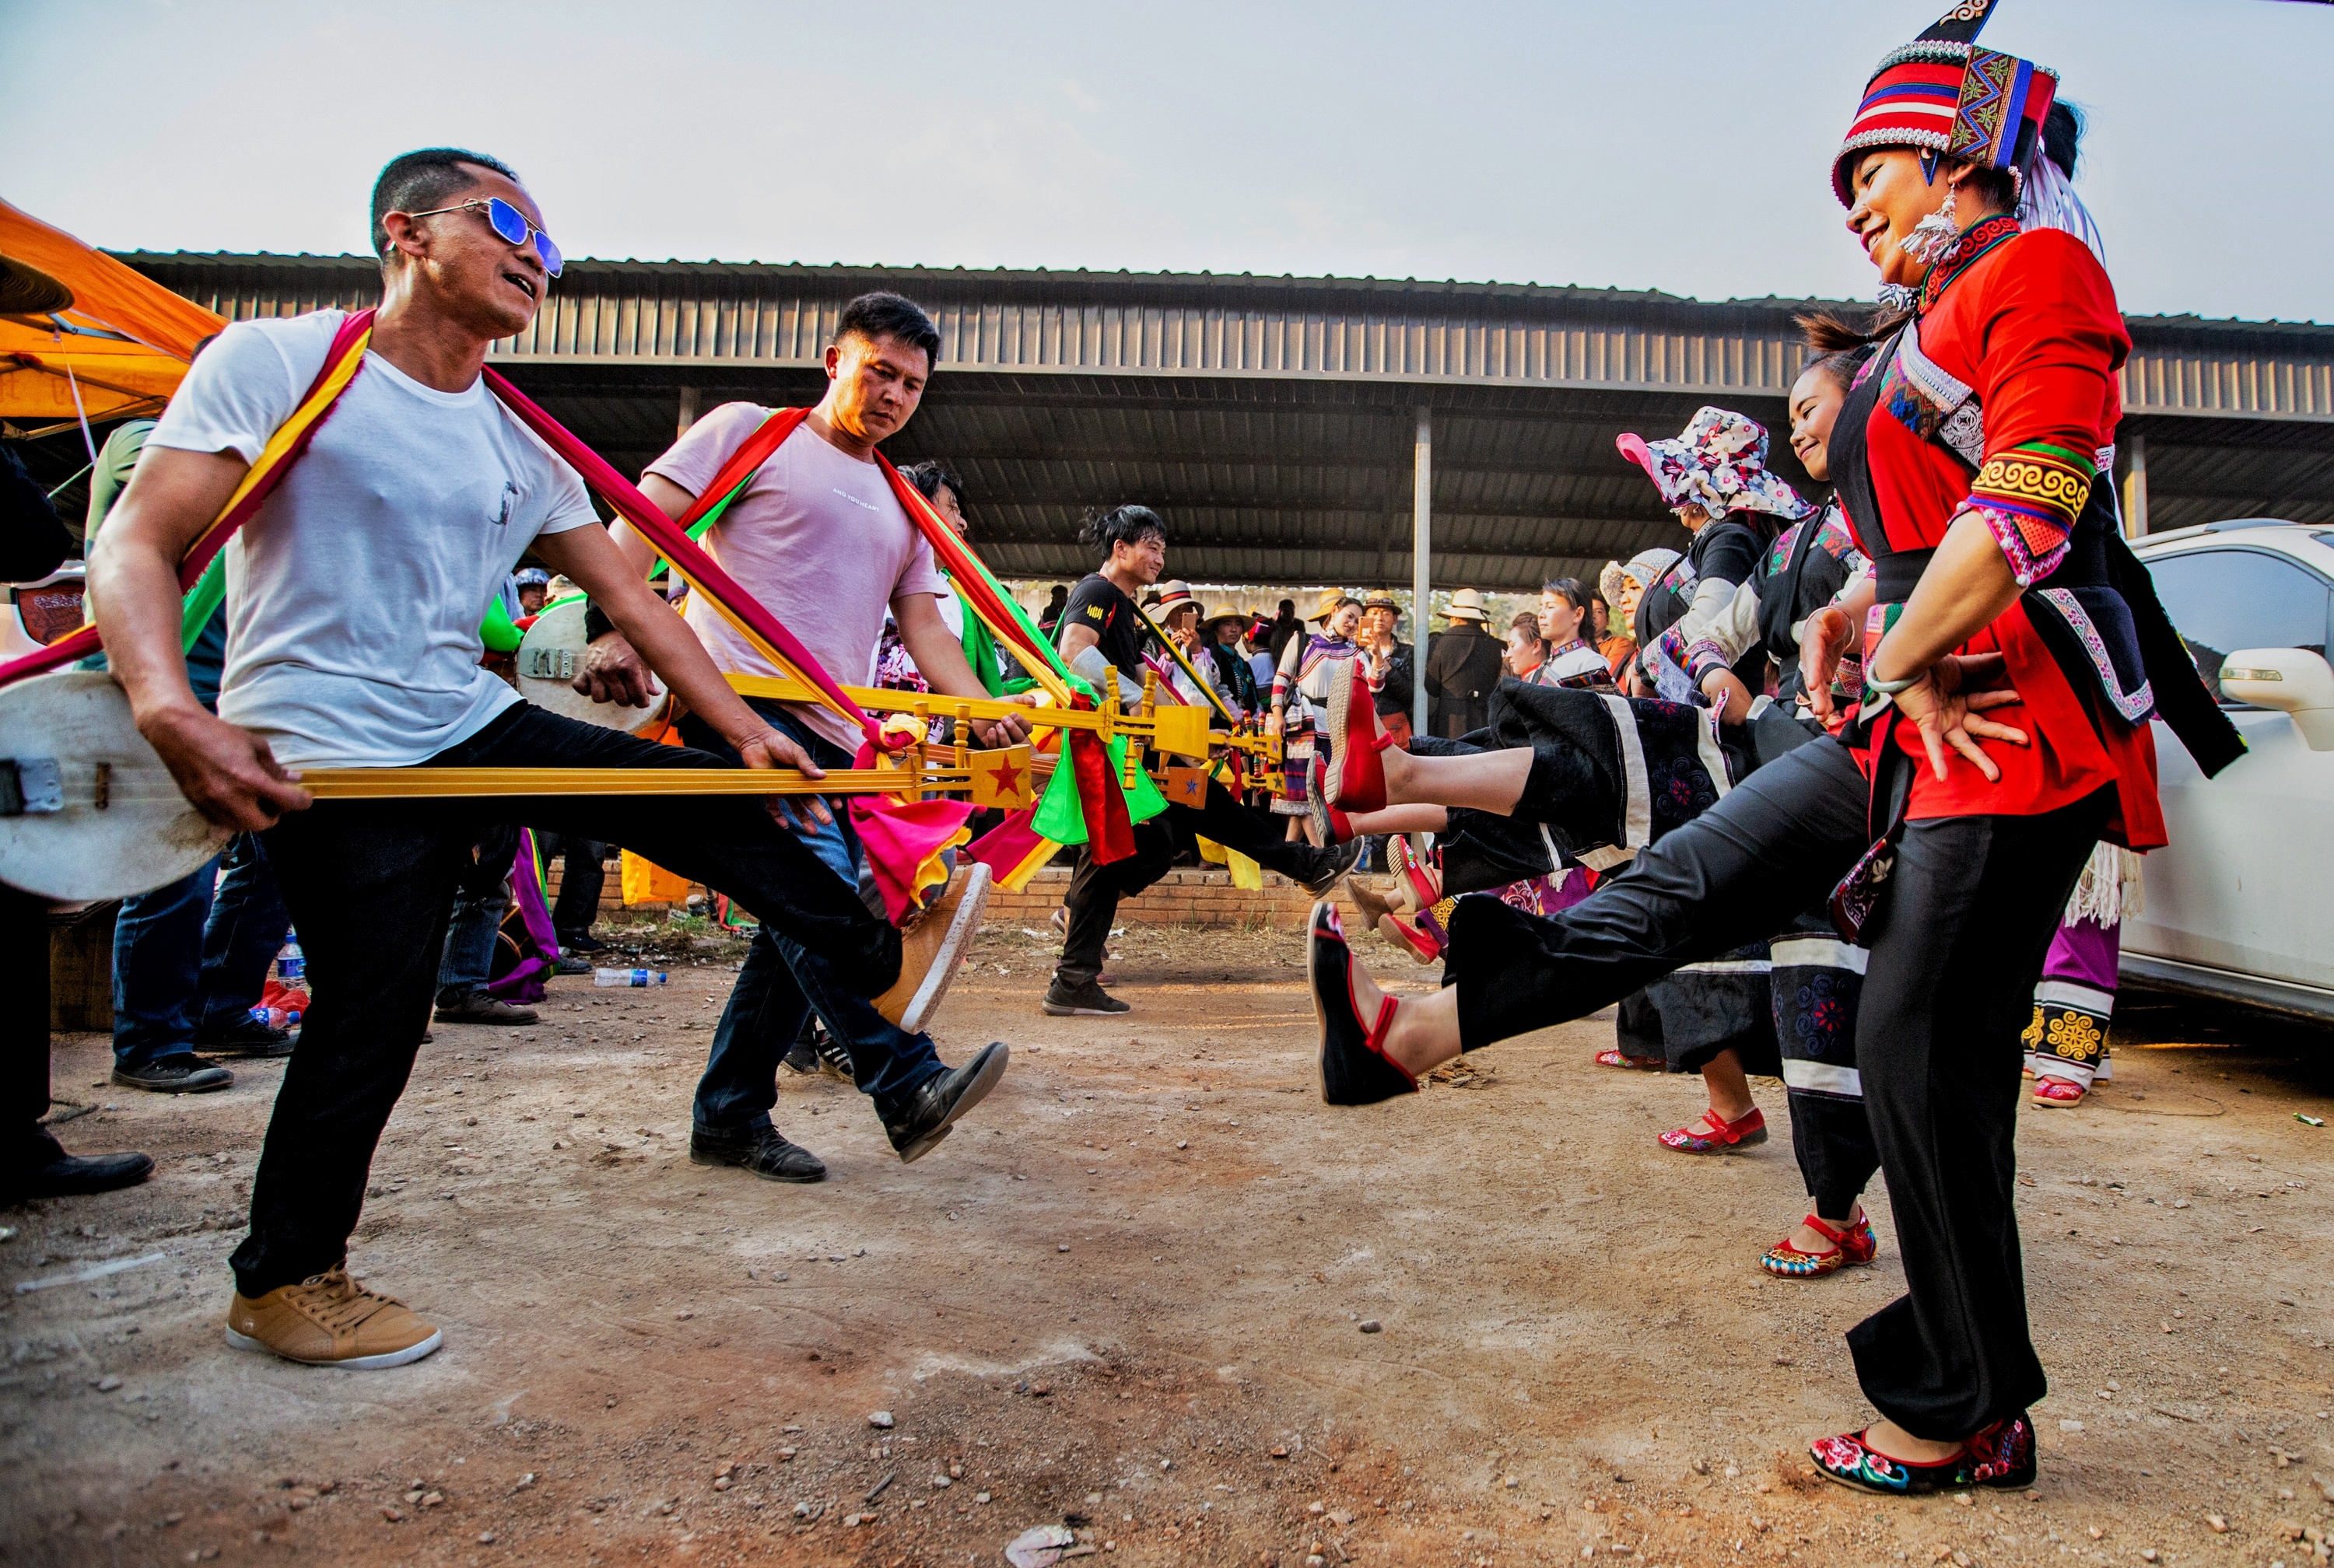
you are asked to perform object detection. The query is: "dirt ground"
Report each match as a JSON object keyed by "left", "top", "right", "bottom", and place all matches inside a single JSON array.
[{"left": 5, "top": 908, "right": 2333, "bottom": 1568}]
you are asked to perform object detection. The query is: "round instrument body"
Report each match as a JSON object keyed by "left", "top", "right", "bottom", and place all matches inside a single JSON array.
[
  {"left": 513, "top": 599, "right": 672, "bottom": 735},
  {"left": 0, "top": 672, "right": 231, "bottom": 901}
]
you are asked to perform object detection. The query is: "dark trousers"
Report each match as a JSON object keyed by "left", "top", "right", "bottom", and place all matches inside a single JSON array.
[
  {"left": 1446, "top": 734, "right": 2107, "bottom": 1438},
  {"left": 112, "top": 832, "right": 293, "bottom": 1067},
  {"left": 110, "top": 863, "right": 217, "bottom": 1069},
  {"left": 229, "top": 702, "right": 900, "bottom": 1298},
  {"left": 434, "top": 825, "right": 521, "bottom": 1006},
  {"left": 534, "top": 831, "right": 607, "bottom": 946},
  {"left": 4, "top": 887, "right": 57, "bottom": 1165},
  {"left": 195, "top": 835, "right": 292, "bottom": 1035},
  {"left": 1056, "top": 781, "right": 1315, "bottom": 988},
  {"left": 1769, "top": 922, "right": 1880, "bottom": 1220},
  {"left": 676, "top": 702, "right": 944, "bottom": 1134}
]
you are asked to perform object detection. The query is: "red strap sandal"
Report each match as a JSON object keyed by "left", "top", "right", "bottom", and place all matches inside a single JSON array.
[
  {"left": 1323, "top": 658, "right": 1393, "bottom": 814},
  {"left": 1760, "top": 1213, "right": 1877, "bottom": 1278},
  {"left": 1658, "top": 1104, "right": 1768, "bottom": 1153}
]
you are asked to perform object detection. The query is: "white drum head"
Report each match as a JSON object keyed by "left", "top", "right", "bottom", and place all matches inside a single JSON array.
[
  {"left": 0, "top": 672, "right": 230, "bottom": 901},
  {"left": 513, "top": 599, "right": 671, "bottom": 734}
]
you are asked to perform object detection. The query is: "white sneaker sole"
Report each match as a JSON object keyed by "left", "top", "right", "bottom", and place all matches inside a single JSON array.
[
  {"left": 898, "top": 863, "right": 992, "bottom": 1034},
  {"left": 225, "top": 1324, "right": 444, "bottom": 1370}
]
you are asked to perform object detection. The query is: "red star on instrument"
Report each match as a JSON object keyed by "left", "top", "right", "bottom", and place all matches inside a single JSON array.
[{"left": 984, "top": 755, "right": 1025, "bottom": 796}]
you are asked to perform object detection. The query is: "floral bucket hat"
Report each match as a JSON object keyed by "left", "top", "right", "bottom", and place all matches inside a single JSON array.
[{"left": 1616, "top": 406, "right": 1814, "bottom": 524}]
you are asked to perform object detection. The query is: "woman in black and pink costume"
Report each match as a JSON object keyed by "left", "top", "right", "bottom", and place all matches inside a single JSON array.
[{"left": 1303, "top": 0, "right": 2243, "bottom": 1496}]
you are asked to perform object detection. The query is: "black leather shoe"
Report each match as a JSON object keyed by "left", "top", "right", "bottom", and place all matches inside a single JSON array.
[
  {"left": 688, "top": 1122, "right": 827, "bottom": 1183},
  {"left": 192, "top": 1015, "right": 296, "bottom": 1058},
  {"left": 1308, "top": 901, "right": 1418, "bottom": 1107},
  {"left": 4, "top": 1130, "right": 154, "bottom": 1202},
  {"left": 550, "top": 952, "right": 593, "bottom": 977},
  {"left": 112, "top": 1055, "right": 235, "bottom": 1094},
  {"left": 1294, "top": 838, "right": 1364, "bottom": 896},
  {"left": 883, "top": 1042, "right": 1010, "bottom": 1164}
]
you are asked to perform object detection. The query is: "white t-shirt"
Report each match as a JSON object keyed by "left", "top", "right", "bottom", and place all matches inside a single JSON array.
[
  {"left": 149, "top": 310, "right": 597, "bottom": 767},
  {"left": 644, "top": 402, "right": 944, "bottom": 749}
]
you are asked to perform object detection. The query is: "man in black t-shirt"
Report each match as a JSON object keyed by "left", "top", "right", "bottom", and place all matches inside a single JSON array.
[{"left": 1046, "top": 506, "right": 1358, "bottom": 1017}]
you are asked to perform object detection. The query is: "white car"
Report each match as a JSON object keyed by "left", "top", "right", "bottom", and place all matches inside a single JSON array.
[{"left": 2125, "top": 521, "right": 2334, "bottom": 1020}]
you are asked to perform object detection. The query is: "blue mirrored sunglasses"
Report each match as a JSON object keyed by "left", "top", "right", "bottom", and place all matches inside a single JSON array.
[{"left": 405, "top": 196, "right": 562, "bottom": 278}]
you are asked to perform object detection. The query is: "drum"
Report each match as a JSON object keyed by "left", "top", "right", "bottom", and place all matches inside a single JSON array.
[
  {"left": 513, "top": 598, "right": 673, "bottom": 735},
  {"left": 0, "top": 672, "right": 230, "bottom": 901}
]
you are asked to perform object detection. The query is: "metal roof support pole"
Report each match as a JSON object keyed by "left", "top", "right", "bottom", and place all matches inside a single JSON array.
[
  {"left": 677, "top": 385, "right": 702, "bottom": 438},
  {"left": 1411, "top": 404, "right": 1432, "bottom": 739},
  {"left": 2120, "top": 433, "right": 2150, "bottom": 538}
]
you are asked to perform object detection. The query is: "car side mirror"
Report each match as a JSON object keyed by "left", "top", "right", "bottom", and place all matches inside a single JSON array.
[{"left": 2220, "top": 647, "right": 2334, "bottom": 752}]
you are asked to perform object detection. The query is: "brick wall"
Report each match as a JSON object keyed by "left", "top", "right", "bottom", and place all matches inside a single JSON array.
[{"left": 546, "top": 859, "right": 1319, "bottom": 931}]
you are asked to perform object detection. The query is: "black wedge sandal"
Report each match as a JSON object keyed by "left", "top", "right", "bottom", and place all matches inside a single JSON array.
[{"left": 1308, "top": 901, "right": 1418, "bottom": 1106}]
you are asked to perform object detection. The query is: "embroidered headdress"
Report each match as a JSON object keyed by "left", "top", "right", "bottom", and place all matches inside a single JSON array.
[
  {"left": 1616, "top": 407, "right": 1814, "bottom": 525},
  {"left": 1831, "top": 0, "right": 2059, "bottom": 208}
]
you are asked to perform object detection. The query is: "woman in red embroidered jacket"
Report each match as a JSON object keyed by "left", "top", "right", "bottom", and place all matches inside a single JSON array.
[{"left": 1300, "top": 0, "right": 2244, "bottom": 1498}]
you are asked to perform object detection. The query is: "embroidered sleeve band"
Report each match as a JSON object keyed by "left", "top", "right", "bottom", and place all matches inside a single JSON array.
[
  {"left": 1968, "top": 439, "right": 2094, "bottom": 582},
  {"left": 1964, "top": 499, "right": 2068, "bottom": 586}
]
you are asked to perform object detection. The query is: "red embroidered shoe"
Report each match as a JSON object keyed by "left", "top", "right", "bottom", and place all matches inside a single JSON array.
[
  {"left": 1760, "top": 1213, "right": 1878, "bottom": 1278},
  {"left": 1308, "top": 901, "right": 1418, "bottom": 1106},
  {"left": 1658, "top": 1104, "right": 1767, "bottom": 1153},
  {"left": 2031, "top": 1074, "right": 2088, "bottom": 1107},
  {"left": 1323, "top": 657, "right": 1393, "bottom": 814},
  {"left": 1593, "top": 1048, "right": 1666, "bottom": 1071},
  {"left": 1809, "top": 1412, "right": 2036, "bottom": 1496}
]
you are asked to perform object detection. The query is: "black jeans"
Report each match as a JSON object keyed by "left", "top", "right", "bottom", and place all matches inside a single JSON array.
[
  {"left": 1056, "top": 781, "right": 1314, "bottom": 989},
  {"left": 230, "top": 703, "right": 899, "bottom": 1298},
  {"left": 1446, "top": 734, "right": 2107, "bottom": 1439}
]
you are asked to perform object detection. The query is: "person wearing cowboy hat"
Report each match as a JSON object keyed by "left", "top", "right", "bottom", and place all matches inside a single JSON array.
[
  {"left": 1423, "top": 589, "right": 1501, "bottom": 739},
  {"left": 1143, "top": 581, "right": 1216, "bottom": 708},
  {"left": 1197, "top": 602, "right": 1260, "bottom": 717}
]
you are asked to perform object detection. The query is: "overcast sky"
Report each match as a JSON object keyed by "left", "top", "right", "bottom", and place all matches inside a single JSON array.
[{"left": 5, "top": 0, "right": 2328, "bottom": 324}]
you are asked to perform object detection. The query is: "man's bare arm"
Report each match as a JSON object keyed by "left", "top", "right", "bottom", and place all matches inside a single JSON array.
[
  {"left": 87, "top": 446, "right": 314, "bottom": 831},
  {"left": 892, "top": 592, "right": 1031, "bottom": 747},
  {"left": 572, "top": 472, "right": 691, "bottom": 707}
]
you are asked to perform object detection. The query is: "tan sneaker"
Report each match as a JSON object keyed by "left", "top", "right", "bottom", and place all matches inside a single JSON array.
[
  {"left": 874, "top": 862, "right": 990, "bottom": 1034},
  {"left": 225, "top": 1266, "right": 443, "bottom": 1369}
]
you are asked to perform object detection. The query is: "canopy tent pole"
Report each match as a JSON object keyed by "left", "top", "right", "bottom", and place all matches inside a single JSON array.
[{"left": 1411, "top": 404, "right": 1432, "bottom": 738}]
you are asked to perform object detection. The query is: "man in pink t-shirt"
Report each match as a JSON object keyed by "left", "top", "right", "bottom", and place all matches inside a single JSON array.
[{"left": 576, "top": 292, "right": 1028, "bottom": 1184}]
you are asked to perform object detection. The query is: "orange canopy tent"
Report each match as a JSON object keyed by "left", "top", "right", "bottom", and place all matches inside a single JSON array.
[{"left": 1, "top": 198, "right": 225, "bottom": 428}]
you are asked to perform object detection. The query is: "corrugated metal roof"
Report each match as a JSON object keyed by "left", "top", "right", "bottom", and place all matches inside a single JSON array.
[
  {"left": 114, "top": 253, "right": 2334, "bottom": 586},
  {"left": 126, "top": 250, "right": 2334, "bottom": 418}
]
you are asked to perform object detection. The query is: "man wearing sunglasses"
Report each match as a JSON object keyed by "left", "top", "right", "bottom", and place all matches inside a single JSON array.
[{"left": 89, "top": 148, "right": 1006, "bottom": 1372}]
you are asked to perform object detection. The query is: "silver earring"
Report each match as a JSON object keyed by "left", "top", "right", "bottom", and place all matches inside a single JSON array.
[{"left": 1899, "top": 187, "right": 1961, "bottom": 267}]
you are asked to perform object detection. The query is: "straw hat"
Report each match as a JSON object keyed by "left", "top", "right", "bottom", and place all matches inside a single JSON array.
[
  {"left": 1200, "top": 603, "right": 1247, "bottom": 631},
  {"left": 1442, "top": 589, "right": 1490, "bottom": 622},
  {"left": 1362, "top": 591, "right": 1401, "bottom": 612},
  {"left": 1306, "top": 589, "right": 1349, "bottom": 623},
  {"left": 1153, "top": 580, "right": 1199, "bottom": 614}
]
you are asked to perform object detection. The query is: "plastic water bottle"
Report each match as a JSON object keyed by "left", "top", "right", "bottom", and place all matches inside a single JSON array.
[
  {"left": 275, "top": 942, "right": 305, "bottom": 985},
  {"left": 594, "top": 968, "right": 668, "bottom": 988}
]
